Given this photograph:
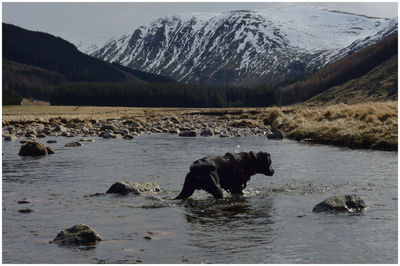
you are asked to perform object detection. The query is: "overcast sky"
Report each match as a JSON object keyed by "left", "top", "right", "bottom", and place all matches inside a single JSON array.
[{"left": 2, "top": 2, "right": 398, "bottom": 45}]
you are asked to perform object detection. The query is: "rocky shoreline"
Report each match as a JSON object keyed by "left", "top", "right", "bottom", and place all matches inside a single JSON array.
[
  {"left": 3, "top": 101, "right": 397, "bottom": 151},
  {"left": 2, "top": 112, "right": 278, "bottom": 141}
]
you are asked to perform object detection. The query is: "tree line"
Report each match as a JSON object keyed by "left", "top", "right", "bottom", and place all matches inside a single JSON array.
[{"left": 50, "top": 82, "right": 279, "bottom": 107}]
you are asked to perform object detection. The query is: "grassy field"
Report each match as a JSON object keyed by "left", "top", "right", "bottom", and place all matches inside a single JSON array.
[
  {"left": 262, "top": 101, "right": 398, "bottom": 150},
  {"left": 3, "top": 101, "right": 398, "bottom": 151}
]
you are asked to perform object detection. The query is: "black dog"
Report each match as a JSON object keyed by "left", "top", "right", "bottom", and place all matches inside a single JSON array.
[{"left": 175, "top": 151, "right": 274, "bottom": 199}]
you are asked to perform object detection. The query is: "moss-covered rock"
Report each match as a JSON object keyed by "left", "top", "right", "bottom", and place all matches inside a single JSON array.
[
  {"left": 52, "top": 224, "right": 102, "bottom": 246},
  {"left": 313, "top": 194, "right": 367, "bottom": 213},
  {"left": 18, "top": 141, "right": 53, "bottom": 156}
]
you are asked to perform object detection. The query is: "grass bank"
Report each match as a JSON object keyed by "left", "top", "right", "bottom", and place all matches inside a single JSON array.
[{"left": 263, "top": 101, "right": 398, "bottom": 151}]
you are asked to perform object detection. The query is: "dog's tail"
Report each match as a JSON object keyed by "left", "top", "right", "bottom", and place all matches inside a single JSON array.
[{"left": 174, "top": 172, "right": 196, "bottom": 200}]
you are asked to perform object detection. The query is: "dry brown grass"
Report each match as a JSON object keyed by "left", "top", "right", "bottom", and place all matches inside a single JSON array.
[{"left": 262, "top": 101, "right": 398, "bottom": 150}]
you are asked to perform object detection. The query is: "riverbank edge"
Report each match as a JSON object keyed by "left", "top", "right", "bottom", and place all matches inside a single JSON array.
[{"left": 3, "top": 101, "right": 398, "bottom": 151}]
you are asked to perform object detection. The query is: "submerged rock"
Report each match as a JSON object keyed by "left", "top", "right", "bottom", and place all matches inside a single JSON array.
[
  {"left": 106, "top": 182, "right": 161, "bottom": 195},
  {"left": 52, "top": 224, "right": 102, "bottom": 246},
  {"left": 178, "top": 131, "right": 197, "bottom": 137},
  {"left": 17, "top": 198, "right": 31, "bottom": 204},
  {"left": 18, "top": 208, "right": 35, "bottom": 213},
  {"left": 18, "top": 141, "right": 53, "bottom": 156},
  {"left": 313, "top": 194, "right": 367, "bottom": 213},
  {"left": 65, "top": 142, "right": 83, "bottom": 147}
]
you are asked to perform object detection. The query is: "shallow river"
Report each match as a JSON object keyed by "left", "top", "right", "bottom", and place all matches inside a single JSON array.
[{"left": 2, "top": 134, "right": 398, "bottom": 263}]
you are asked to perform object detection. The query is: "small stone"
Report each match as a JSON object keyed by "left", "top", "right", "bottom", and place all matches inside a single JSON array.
[
  {"left": 47, "top": 140, "right": 58, "bottom": 144},
  {"left": 143, "top": 235, "right": 152, "bottom": 240}
]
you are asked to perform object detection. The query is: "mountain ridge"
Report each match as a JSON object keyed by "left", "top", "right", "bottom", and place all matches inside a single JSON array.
[{"left": 87, "top": 6, "right": 398, "bottom": 86}]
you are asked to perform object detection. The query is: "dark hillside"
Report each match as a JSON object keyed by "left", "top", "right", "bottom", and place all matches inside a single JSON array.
[
  {"left": 2, "top": 23, "right": 184, "bottom": 104},
  {"left": 306, "top": 55, "right": 397, "bottom": 105},
  {"left": 2, "top": 23, "right": 129, "bottom": 82},
  {"left": 280, "top": 33, "right": 398, "bottom": 105},
  {"left": 3, "top": 59, "right": 66, "bottom": 101}
]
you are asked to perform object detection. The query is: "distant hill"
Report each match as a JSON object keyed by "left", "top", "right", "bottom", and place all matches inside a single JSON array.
[
  {"left": 279, "top": 33, "right": 398, "bottom": 105},
  {"left": 306, "top": 55, "right": 397, "bottom": 105},
  {"left": 3, "top": 59, "right": 66, "bottom": 101},
  {"left": 3, "top": 23, "right": 130, "bottom": 82},
  {"left": 2, "top": 23, "right": 177, "bottom": 103}
]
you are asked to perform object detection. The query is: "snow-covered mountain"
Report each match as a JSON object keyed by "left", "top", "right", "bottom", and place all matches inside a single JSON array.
[{"left": 87, "top": 6, "right": 397, "bottom": 86}]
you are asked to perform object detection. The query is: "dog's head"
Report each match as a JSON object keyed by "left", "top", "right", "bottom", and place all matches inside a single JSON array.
[{"left": 249, "top": 151, "right": 274, "bottom": 176}]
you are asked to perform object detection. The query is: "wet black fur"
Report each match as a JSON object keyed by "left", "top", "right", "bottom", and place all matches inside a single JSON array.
[{"left": 175, "top": 151, "right": 274, "bottom": 200}]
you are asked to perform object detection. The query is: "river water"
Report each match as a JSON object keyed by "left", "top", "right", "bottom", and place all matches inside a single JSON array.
[{"left": 2, "top": 134, "right": 398, "bottom": 263}]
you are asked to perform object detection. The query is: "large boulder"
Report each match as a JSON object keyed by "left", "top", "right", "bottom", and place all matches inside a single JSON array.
[
  {"left": 18, "top": 141, "right": 54, "bottom": 156},
  {"left": 106, "top": 182, "right": 161, "bottom": 195},
  {"left": 52, "top": 224, "right": 102, "bottom": 246},
  {"left": 313, "top": 194, "right": 367, "bottom": 213}
]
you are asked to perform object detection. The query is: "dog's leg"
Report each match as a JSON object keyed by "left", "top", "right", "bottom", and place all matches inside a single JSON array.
[
  {"left": 202, "top": 171, "right": 223, "bottom": 200},
  {"left": 174, "top": 172, "right": 196, "bottom": 199}
]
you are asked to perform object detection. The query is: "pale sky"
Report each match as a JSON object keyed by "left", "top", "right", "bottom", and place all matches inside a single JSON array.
[{"left": 2, "top": 2, "right": 398, "bottom": 45}]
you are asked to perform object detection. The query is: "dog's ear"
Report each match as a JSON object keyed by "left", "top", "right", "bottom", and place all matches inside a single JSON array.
[{"left": 249, "top": 151, "right": 257, "bottom": 160}]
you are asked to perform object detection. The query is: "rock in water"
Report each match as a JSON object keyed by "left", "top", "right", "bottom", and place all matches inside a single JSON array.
[
  {"left": 46, "top": 147, "right": 55, "bottom": 154},
  {"left": 178, "top": 131, "right": 197, "bottom": 137},
  {"left": 65, "top": 142, "right": 83, "bottom": 147},
  {"left": 106, "top": 182, "right": 161, "bottom": 195},
  {"left": 18, "top": 208, "right": 35, "bottom": 213},
  {"left": 18, "top": 141, "right": 51, "bottom": 156},
  {"left": 200, "top": 128, "right": 214, "bottom": 137},
  {"left": 52, "top": 224, "right": 102, "bottom": 246},
  {"left": 267, "top": 131, "right": 285, "bottom": 140},
  {"left": 4, "top": 135, "right": 16, "bottom": 141},
  {"left": 313, "top": 194, "right": 367, "bottom": 213}
]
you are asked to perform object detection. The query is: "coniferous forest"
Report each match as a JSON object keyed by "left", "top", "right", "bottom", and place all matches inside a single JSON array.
[{"left": 50, "top": 82, "right": 279, "bottom": 107}]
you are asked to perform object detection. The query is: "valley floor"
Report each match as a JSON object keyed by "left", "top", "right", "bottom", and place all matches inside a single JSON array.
[{"left": 2, "top": 101, "right": 398, "bottom": 151}]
